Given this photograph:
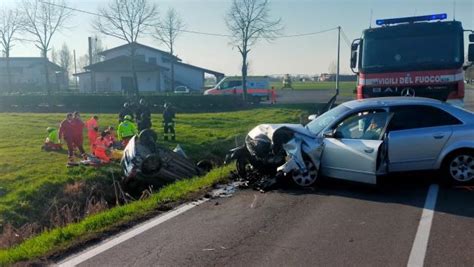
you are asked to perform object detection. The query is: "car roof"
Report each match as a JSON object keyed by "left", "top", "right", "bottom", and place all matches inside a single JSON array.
[{"left": 342, "top": 97, "right": 443, "bottom": 109}]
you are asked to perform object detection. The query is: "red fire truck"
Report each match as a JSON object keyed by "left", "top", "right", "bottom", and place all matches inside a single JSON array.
[{"left": 351, "top": 14, "right": 474, "bottom": 107}]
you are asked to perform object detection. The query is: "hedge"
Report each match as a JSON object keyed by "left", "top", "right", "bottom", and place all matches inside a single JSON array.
[{"left": 0, "top": 95, "right": 247, "bottom": 113}]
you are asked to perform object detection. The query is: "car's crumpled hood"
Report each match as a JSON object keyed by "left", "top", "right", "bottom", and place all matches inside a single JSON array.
[{"left": 247, "top": 123, "right": 315, "bottom": 140}]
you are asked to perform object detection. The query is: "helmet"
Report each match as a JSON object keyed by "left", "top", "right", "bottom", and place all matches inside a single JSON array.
[
  {"left": 46, "top": 127, "right": 55, "bottom": 133},
  {"left": 164, "top": 102, "right": 171, "bottom": 108},
  {"left": 123, "top": 102, "right": 129, "bottom": 108},
  {"left": 124, "top": 115, "right": 132, "bottom": 121},
  {"left": 139, "top": 98, "right": 146, "bottom": 105}
]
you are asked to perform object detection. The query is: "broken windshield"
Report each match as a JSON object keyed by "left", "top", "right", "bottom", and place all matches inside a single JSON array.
[{"left": 306, "top": 104, "right": 350, "bottom": 135}]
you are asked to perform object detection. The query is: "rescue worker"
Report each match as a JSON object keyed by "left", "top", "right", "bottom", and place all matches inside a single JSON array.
[
  {"left": 271, "top": 87, "right": 277, "bottom": 104},
  {"left": 85, "top": 115, "right": 99, "bottom": 152},
  {"left": 72, "top": 111, "right": 86, "bottom": 154},
  {"left": 93, "top": 131, "right": 111, "bottom": 163},
  {"left": 117, "top": 115, "right": 138, "bottom": 146},
  {"left": 59, "top": 113, "right": 86, "bottom": 165},
  {"left": 42, "top": 127, "right": 62, "bottom": 151},
  {"left": 162, "top": 102, "right": 176, "bottom": 141},
  {"left": 119, "top": 102, "right": 134, "bottom": 123},
  {"left": 136, "top": 98, "right": 152, "bottom": 131}
]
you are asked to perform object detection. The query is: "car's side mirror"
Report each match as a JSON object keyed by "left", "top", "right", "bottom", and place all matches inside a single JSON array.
[
  {"left": 323, "top": 130, "right": 334, "bottom": 138},
  {"left": 308, "top": 114, "right": 318, "bottom": 121}
]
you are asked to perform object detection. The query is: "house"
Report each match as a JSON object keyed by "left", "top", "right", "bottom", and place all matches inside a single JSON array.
[
  {"left": 0, "top": 57, "right": 65, "bottom": 92},
  {"left": 74, "top": 42, "right": 225, "bottom": 93}
]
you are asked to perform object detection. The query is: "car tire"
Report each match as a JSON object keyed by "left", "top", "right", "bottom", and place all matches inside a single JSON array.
[
  {"left": 291, "top": 154, "right": 319, "bottom": 187},
  {"left": 236, "top": 155, "right": 253, "bottom": 179},
  {"left": 441, "top": 150, "right": 474, "bottom": 185}
]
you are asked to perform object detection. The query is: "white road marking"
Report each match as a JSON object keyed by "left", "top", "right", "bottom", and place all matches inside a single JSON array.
[
  {"left": 57, "top": 199, "right": 209, "bottom": 267},
  {"left": 407, "top": 184, "right": 439, "bottom": 267}
]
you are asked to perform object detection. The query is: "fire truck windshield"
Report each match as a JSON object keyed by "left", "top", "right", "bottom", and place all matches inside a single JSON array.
[{"left": 361, "top": 22, "right": 463, "bottom": 73}]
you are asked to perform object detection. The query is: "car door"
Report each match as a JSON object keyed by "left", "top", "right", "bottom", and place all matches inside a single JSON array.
[
  {"left": 387, "top": 105, "right": 460, "bottom": 172},
  {"left": 320, "top": 110, "right": 392, "bottom": 184}
]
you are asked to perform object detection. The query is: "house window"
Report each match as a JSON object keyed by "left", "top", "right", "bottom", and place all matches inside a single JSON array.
[
  {"left": 148, "top": 57, "right": 157, "bottom": 65},
  {"left": 162, "top": 57, "right": 171, "bottom": 63}
]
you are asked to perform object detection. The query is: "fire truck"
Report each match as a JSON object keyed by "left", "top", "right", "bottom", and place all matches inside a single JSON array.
[{"left": 351, "top": 14, "right": 474, "bottom": 107}]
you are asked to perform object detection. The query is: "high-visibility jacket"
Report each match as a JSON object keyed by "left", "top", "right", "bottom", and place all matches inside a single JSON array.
[
  {"left": 85, "top": 118, "right": 98, "bottom": 134},
  {"left": 46, "top": 129, "right": 60, "bottom": 144},
  {"left": 117, "top": 120, "right": 137, "bottom": 140}
]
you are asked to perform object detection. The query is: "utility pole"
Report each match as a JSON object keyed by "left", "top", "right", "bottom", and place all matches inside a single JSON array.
[
  {"left": 73, "top": 49, "right": 78, "bottom": 90},
  {"left": 336, "top": 26, "right": 341, "bottom": 96},
  {"left": 88, "top": 37, "right": 95, "bottom": 92}
]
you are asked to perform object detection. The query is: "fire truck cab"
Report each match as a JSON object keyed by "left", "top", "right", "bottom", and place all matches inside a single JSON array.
[{"left": 351, "top": 13, "right": 474, "bottom": 107}]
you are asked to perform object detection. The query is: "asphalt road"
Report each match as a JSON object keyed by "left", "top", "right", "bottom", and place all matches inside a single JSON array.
[
  {"left": 64, "top": 176, "right": 474, "bottom": 267},
  {"left": 59, "top": 89, "right": 474, "bottom": 266}
]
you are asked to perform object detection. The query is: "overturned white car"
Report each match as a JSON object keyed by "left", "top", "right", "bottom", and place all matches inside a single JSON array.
[{"left": 227, "top": 97, "right": 474, "bottom": 186}]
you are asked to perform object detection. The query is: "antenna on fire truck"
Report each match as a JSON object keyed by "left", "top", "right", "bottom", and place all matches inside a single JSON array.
[
  {"left": 369, "top": 9, "right": 373, "bottom": 28},
  {"left": 453, "top": 0, "right": 456, "bottom": 21}
]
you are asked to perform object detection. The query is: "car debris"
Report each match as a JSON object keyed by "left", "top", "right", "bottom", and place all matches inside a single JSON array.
[
  {"left": 226, "top": 123, "right": 324, "bottom": 190},
  {"left": 121, "top": 129, "right": 207, "bottom": 187}
]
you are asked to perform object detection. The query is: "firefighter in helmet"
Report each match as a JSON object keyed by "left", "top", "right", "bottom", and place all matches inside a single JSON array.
[{"left": 162, "top": 102, "right": 176, "bottom": 141}]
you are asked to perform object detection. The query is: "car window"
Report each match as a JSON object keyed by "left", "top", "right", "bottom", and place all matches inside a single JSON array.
[
  {"left": 334, "top": 110, "right": 389, "bottom": 140},
  {"left": 388, "top": 105, "right": 462, "bottom": 131}
]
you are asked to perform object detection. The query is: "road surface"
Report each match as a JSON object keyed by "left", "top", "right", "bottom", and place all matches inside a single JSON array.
[{"left": 59, "top": 175, "right": 474, "bottom": 267}]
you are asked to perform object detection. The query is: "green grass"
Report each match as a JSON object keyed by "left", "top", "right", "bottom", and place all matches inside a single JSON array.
[
  {"left": 0, "top": 165, "right": 235, "bottom": 265},
  {"left": 0, "top": 108, "right": 305, "bottom": 227}
]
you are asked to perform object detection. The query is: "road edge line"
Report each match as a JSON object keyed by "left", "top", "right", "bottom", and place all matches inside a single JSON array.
[
  {"left": 56, "top": 199, "right": 209, "bottom": 267},
  {"left": 407, "top": 184, "right": 439, "bottom": 267}
]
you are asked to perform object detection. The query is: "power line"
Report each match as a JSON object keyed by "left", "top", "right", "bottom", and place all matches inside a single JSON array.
[
  {"left": 38, "top": 0, "right": 340, "bottom": 39},
  {"left": 340, "top": 28, "right": 352, "bottom": 48}
]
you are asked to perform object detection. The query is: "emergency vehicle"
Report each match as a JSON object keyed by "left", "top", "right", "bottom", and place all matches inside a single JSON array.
[
  {"left": 351, "top": 13, "right": 474, "bottom": 107},
  {"left": 203, "top": 76, "right": 270, "bottom": 102}
]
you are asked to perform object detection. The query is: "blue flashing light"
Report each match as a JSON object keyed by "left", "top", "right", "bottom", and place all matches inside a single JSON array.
[{"left": 376, "top": 13, "right": 447, "bottom": 26}]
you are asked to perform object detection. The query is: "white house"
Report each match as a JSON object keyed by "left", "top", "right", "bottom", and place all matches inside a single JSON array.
[
  {"left": 0, "top": 57, "right": 65, "bottom": 92},
  {"left": 74, "top": 42, "right": 224, "bottom": 93}
]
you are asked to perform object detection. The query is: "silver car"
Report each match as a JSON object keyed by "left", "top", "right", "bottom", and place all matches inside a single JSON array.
[{"left": 229, "top": 97, "right": 474, "bottom": 186}]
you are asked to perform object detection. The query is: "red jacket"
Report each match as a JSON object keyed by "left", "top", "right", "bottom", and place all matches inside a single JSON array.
[
  {"left": 71, "top": 118, "right": 85, "bottom": 139},
  {"left": 59, "top": 119, "right": 74, "bottom": 140}
]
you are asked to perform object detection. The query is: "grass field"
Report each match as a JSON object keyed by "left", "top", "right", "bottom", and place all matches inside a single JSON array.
[
  {"left": 0, "top": 106, "right": 308, "bottom": 229},
  {"left": 270, "top": 81, "right": 356, "bottom": 91}
]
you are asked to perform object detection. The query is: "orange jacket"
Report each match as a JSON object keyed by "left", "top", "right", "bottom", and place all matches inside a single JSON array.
[{"left": 85, "top": 118, "right": 98, "bottom": 134}]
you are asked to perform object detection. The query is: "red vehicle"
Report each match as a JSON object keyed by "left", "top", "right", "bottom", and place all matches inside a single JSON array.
[{"left": 350, "top": 14, "right": 474, "bottom": 107}]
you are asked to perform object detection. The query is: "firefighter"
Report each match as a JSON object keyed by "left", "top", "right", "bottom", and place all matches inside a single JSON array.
[
  {"left": 42, "top": 127, "right": 62, "bottom": 151},
  {"left": 162, "top": 102, "right": 176, "bottom": 141},
  {"left": 117, "top": 115, "right": 138, "bottom": 146},
  {"left": 136, "top": 98, "right": 152, "bottom": 131},
  {"left": 59, "top": 113, "right": 86, "bottom": 165},
  {"left": 271, "top": 86, "right": 277, "bottom": 104},
  {"left": 85, "top": 115, "right": 99, "bottom": 152},
  {"left": 119, "top": 102, "right": 134, "bottom": 123}
]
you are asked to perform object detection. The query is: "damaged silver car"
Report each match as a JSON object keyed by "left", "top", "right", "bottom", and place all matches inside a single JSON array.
[{"left": 227, "top": 97, "right": 474, "bottom": 186}]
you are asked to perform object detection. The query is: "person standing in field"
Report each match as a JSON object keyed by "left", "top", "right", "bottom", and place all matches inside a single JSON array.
[
  {"left": 72, "top": 112, "right": 86, "bottom": 157},
  {"left": 85, "top": 115, "right": 99, "bottom": 152},
  {"left": 136, "top": 98, "right": 152, "bottom": 131},
  {"left": 163, "top": 102, "right": 176, "bottom": 141},
  {"left": 59, "top": 113, "right": 86, "bottom": 165},
  {"left": 119, "top": 102, "right": 134, "bottom": 123},
  {"left": 117, "top": 115, "right": 138, "bottom": 146}
]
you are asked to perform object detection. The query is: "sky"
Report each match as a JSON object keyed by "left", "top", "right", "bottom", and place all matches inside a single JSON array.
[{"left": 2, "top": 0, "right": 474, "bottom": 76}]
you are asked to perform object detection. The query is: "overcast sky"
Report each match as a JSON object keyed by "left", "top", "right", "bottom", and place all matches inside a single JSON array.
[{"left": 2, "top": 0, "right": 473, "bottom": 76}]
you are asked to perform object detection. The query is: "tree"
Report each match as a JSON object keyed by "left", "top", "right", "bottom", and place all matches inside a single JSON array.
[
  {"left": 93, "top": 0, "right": 159, "bottom": 96},
  {"left": 154, "top": 8, "right": 184, "bottom": 92},
  {"left": 92, "top": 35, "right": 105, "bottom": 64},
  {"left": 22, "top": 0, "right": 72, "bottom": 95},
  {"left": 226, "top": 0, "right": 282, "bottom": 101},
  {"left": 59, "top": 43, "right": 71, "bottom": 86},
  {"left": 50, "top": 47, "right": 58, "bottom": 64},
  {"left": 0, "top": 7, "right": 24, "bottom": 93}
]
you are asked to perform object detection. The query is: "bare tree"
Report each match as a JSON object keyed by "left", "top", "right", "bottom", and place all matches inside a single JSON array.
[
  {"left": 22, "top": 0, "right": 72, "bottom": 95},
  {"left": 92, "top": 35, "right": 105, "bottom": 64},
  {"left": 50, "top": 47, "right": 58, "bottom": 64},
  {"left": 226, "top": 0, "right": 282, "bottom": 101},
  {"left": 59, "top": 43, "right": 71, "bottom": 86},
  {"left": 93, "top": 0, "right": 159, "bottom": 96},
  {"left": 0, "top": 7, "right": 24, "bottom": 93},
  {"left": 154, "top": 8, "right": 184, "bottom": 91}
]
